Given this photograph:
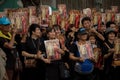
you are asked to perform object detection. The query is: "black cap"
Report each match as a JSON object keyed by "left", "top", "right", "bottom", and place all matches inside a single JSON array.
[{"left": 77, "top": 28, "right": 87, "bottom": 35}]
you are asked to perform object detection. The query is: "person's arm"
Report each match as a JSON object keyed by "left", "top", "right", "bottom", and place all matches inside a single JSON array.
[
  {"left": 90, "top": 28, "right": 105, "bottom": 41},
  {"left": 22, "top": 51, "right": 37, "bottom": 58},
  {"left": 4, "top": 28, "right": 17, "bottom": 49},
  {"left": 103, "top": 48, "right": 114, "bottom": 59},
  {"left": 22, "top": 49, "right": 50, "bottom": 63},
  {"left": 22, "top": 50, "right": 51, "bottom": 64},
  {"left": 69, "top": 43, "right": 84, "bottom": 62},
  {"left": 35, "top": 51, "right": 51, "bottom": 63},
  {"left": 95, "top": 31, "right": 105, "bottom": 41},
  {"left": 69, "top": 53, "right": 84, "bottom": 62}
]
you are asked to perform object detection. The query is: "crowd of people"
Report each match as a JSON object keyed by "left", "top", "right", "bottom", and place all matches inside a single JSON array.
[{"left": 0, "top": 15, "right": 120, "bottom": 80}]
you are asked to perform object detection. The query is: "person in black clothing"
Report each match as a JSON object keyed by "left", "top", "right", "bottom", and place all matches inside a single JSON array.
[
  {"left": 102, "top": 28, "right": 117, "bottom": 80},
  {"left": 69, "top": 28, "right": 94, "bottom": 80},
  {"left": 45, "top": 27, "right": 68, "bottom": 80},
  {"left": 21, "top": 23, "right": 50, "bottom": 80},
  {"left": 0, "top": 16, "right": 18, "bottom": 80}
]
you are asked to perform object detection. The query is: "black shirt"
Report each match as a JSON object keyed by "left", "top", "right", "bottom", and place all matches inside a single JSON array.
[
  {"left": 22, "top": 37, "right": 45, "bottom": 55},
  {"left": 102, "top": 40, "right": 114, "bottom": 69}
]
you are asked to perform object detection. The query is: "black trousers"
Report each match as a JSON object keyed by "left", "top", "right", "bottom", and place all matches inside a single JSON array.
[
  {"left": 46, "top": 62, "right": 60, "bottom": 80},
  {"left": 110, "top": 66, "right": 120, "bottom": 80},
  {"left": 73, "top": 72, "right": 93, "bottom": 80},
  {"left": 22, "top": 67, "right": 45, "bottom": 80}
]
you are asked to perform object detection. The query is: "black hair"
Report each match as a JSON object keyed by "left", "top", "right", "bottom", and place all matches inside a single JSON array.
[
  {"left": 81, "top": 17, "right": 91, "bottom": 25},
  {"left": 28, "top": 23, "right": 40, "bottom": 37},
  {"left": 105, "top": 31, "right": 117, "bottom": 40},
  {"left": 46, "top": 27, "right": 54, "bottom": 33},
  {"left": 106, "top": 21, "right": 115, "bottom": 28},
  {"left": 65, "top": 30, "right": 73, "bottom": 38}
]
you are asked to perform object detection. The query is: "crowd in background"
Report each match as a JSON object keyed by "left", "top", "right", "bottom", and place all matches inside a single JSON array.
[{"left": 0, "top": 15, "right": 120, "bottom": 80}]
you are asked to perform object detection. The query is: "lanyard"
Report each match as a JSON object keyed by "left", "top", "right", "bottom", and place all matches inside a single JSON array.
[{"left": 31, "top": 38, "right": 40, "bottom": 51}]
